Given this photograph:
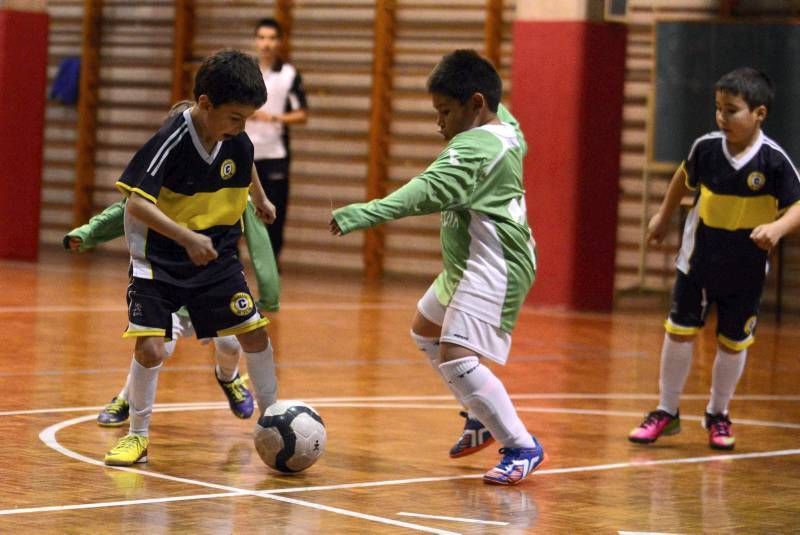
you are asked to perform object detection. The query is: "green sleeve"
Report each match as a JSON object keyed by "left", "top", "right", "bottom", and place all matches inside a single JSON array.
[
  {"left": 333, "top": 134, "right": 488, "bottom": 234},
  {"left": 63, "top": 200, "right": 126, "bottom": 252},
  {"left": 242, "top": 201, "right": 281, "bottom": 311}
]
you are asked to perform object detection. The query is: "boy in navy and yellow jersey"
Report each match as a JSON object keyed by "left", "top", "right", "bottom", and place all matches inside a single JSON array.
[
  {"left": 64, "top": 100, "right": 282, "bottom": 429},
  {"left": 104, "top": 50, "right": 279, "bottom": 466},
  {"left": 629, "top": 67, "right": 800, "bottom": 450}
]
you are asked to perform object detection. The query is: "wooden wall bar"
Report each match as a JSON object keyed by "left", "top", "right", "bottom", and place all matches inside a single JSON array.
[
  {"left": 71, "top": 0, "right": 102, "bottom": 227},
  {"left": 363, "top": 0, "right": 396, "bottom": 281},
  {"left": 171, "top": 0, "right": 194, "bottom": 103},
  {"left": 37, "top": 0, "right": 798, "bottom": 315}
]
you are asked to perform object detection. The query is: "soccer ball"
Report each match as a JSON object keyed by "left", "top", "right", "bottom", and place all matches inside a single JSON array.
[{"left": 254, "top": 400, "right": 326, "bottom": 473}]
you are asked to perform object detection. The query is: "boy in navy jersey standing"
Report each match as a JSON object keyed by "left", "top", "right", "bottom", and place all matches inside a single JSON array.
[
  {"left": 629, "top": 67, "right": 800, "bottom": 450},
  {"left": 104, "top": 50, "right": 278, "bottom": 466}
]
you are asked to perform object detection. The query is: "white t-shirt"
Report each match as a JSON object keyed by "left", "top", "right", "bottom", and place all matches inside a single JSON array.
[{"left": 246, "top": 62, "right": 307, "bottom": 160}]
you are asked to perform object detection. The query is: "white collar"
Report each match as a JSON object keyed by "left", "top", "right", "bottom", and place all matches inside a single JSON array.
[
  {"left": 183, "top": 109, "right": 222, "bottom": 164},
  {"left": 721, "top": 129, "right": 763, "bottom": 170}
]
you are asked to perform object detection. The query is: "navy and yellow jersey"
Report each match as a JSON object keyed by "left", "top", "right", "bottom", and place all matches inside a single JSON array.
[
  {"left": 116, "top": 109, "right": 254, "bottom": 288},
  {"left": 676, "top": 130, "right": 800, "bottom": 278}
]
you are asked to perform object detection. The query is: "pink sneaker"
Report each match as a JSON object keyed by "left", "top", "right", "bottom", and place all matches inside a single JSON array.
[
  {"left": 628, "top": 409, "right": 680, "bottom": 444},
  {"left": 704, "top": 412, "right": 735, "bottom": 450}
]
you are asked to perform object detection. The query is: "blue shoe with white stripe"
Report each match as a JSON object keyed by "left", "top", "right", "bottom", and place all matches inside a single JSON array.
[{"left": 483, "top": 436, "right": 546, "bottom": 485}]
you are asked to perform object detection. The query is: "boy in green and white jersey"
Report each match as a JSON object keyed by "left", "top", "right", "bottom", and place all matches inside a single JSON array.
[{"left": 330, "top": 50, "right": 544, "bottom": 485}]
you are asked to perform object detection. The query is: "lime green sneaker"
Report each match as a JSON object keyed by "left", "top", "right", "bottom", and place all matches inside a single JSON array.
[
  {"left": 104, "top": 434, "right": 149, "bottom": 466},
  {"left": 97, "top": 396, "right": 130, "bottom": 427}
]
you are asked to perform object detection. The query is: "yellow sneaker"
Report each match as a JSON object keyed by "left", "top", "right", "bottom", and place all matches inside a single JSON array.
[{"left": 104, "top": 434, "right": 149, "bottom": 466}]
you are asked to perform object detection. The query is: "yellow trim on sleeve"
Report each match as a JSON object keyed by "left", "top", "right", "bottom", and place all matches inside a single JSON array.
[
  {"left": 679, "top": 161, "right": 697, "bottom": 191},
  {"left": 718, "top": 333, "right": 754, "bottom": 351},
  {"left": 217, "top": 317, "right": 269, "bottom": 337},
  {"left": 664, "top": 318, "right": 700, "bottom": 336},
  {"left": 116, "top": 181, "right": 158, "bottom": 204}
]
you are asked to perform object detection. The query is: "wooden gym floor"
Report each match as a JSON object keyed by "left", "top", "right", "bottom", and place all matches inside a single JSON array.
[{"left": 1, "top": 249, "right": 799, "bottom": 533}]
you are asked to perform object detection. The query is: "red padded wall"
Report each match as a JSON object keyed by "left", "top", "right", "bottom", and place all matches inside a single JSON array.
[
  {"left": 0, "top": 9, "right": 49, "bottom": 260},
  {"left": 512, "top": 21, "right": 626, "bottom": 311}
]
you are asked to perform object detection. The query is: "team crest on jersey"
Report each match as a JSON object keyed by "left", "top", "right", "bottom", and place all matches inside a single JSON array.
[
  {"left": 746, "top": 172, "right": 766, "bottom": 191},
  {"left": 229, "top": 292, "right": 254, "bottom": 317},
  {"left": 220, "top": 159, "right": 236, "bottom": 180},
  {"left": 743, "top": 315, "right": 758, "bottom": 335}
]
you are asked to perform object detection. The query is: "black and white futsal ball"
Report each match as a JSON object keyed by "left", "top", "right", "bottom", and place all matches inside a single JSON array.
[{"left": 254, "top": 400, "right": 326, "bottom": 473}]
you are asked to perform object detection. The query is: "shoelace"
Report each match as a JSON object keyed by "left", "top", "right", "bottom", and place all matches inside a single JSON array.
[
  {"left": 225, "top": 378, "right": 248, "bottom": 403},
  {"left": 643, "top": 411, "right": 670, "bottom": 428},
  {"left": 709, "top": 417, "right": 732, "bottom": 436},
  {"left": 106, "top": 398, "right": 127, "bottom": 414},
  {"left": 496, "top": 447, "right": 522, "bottom": 467},
  {"left": 113, "top": 435, "right": 143, "bottom": 452}
]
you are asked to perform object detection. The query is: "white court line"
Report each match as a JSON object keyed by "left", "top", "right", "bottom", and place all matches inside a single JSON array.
[
  {"left": 35, "top": 412, "right": 457, "bottom": 535},
  {"left": 398, "top": 512, "right": 509, "bottom": 526},
  {"left": 18, "top": 398, "right": 800, "bottom": 525},
  {"left": 0, "top": 493, "right": 242, "bottom": 516}
]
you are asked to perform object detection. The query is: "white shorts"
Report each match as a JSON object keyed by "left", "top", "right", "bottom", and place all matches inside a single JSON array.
[{"left": 417, "top": 284, "right": 511, "bottom": 365}]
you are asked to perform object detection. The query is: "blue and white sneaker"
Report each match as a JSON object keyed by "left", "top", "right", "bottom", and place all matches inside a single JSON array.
[
  {"left": 450, "top": 411, "right": 495, "bottom": 458},
  {"left": 483, "top": 436, "right": 546, "bottom": 485}
]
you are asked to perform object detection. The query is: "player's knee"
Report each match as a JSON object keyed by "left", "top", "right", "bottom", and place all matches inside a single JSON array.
[
  {"left": 236, "top": 328, "right": 269, "bottom": 353},
  {"left": 134, "top": 337, "right": 167, "bottom": 368},
  {"left": 214, "top": 335, "right": 241, "bottom": 356},
  {"left": 410, "top": 330, "right": 441, "bottom": 367}
]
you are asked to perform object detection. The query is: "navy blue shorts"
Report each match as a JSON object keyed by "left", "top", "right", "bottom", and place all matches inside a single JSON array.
[
  {"left": 124, "top": 271, "right": 267, "bottom": 340},
  {"left": 665, "top": 269, "right": 764, "bottom": 351}
]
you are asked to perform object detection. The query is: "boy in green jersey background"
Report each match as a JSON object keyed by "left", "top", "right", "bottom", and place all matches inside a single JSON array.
[{"left": 330, "top": 50, "right": 544, "bottom": 485}]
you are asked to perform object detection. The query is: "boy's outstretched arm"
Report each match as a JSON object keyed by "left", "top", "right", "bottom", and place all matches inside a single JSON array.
[
  {"left": 126, "top": 193, "right": 218, "bottom": 266},
  {"left": 751, "top": 202, "right": 800, "bottom": 250},
  {"left": 648, "top": 163, "right": 693, "bottom": 244},
  {"left": 62, "top": 200, "right": 126, "bottom": 252},
  {"left": 330, "top": 139, "right": 479, "bottom": 236},
  {"left": 330, "top": 178, "right": 439, "bottom": 236}
]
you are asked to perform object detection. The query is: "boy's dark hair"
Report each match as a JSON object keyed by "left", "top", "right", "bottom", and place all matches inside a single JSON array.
[
  {"left": 715, "top": 67, "right": 774, "bottom": 112},
  {"left": 255, "top": 17, "right": 283, "bottom": 37},
  {"left": 193, "top": 49, "right": 267, "bottom": 108},
  {"left": 427, "top": 49, "right": 502, "bottom": 112}
]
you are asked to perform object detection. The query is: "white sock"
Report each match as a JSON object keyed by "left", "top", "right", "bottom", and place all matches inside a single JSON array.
[
  {"left": 213, "top": 335, "right": 241, "bottom": 382},
  {"left": 117, "top": 337, "right": 175, "bottom": 401},
  {"left": 128, "top": 357, "right": 162, "bottom": 437},
  {"left": 707, "top": 348, "right": 747, "bottom": 415},
  {"left": 657, "top": 334, "right": 694, "bottom": 415},
  {"left": 244, "top": 340, "right": 277, "bottom": 416},
  {"left": 440, "top": 356, "right": 534, "bottom": 448},
  {"left": 117, "top": 339, "right": 176, "bottom": 399},
  {"left": 410, "top": 331, "right": 471, "bottom": 412}
]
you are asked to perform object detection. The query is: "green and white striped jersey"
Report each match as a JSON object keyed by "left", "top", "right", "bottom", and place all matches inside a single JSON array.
[{"left": 333, "top": 104, "right": 536, "bottom": 332}]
